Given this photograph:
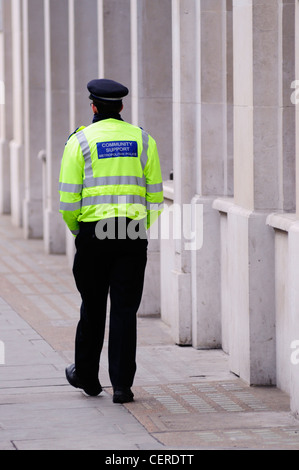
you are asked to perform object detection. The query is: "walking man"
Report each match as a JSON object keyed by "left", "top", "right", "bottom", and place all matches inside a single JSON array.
[{"left": 59, "top": 79, "right": 163, "bottom": 403}]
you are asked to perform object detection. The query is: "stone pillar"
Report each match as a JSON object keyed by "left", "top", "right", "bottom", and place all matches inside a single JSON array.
[
  {"left": 0, "top": 7, "right": 4, "bottom": 211},
  {"left": 10, "top": 0, "right": 23, "bottom": 227},
  {"left": 130, "top": 0, "right": 172, "bottom": 317},
  {"left": 71, "top": 0, "right": 98, "bottom": 128},
  {"left": 223, "top": 0, "right": 296, "bottom": 385},
  {"left": 0, "top": 0, "right": 12, "bottom": 215},
  {"left": 289, "top": 222, "right": 299, "bottom": 417},
  {"left": 97, "top": 0, "right": 104, "bottom": 77},
  {"left": 66, "top": 0, "right": 98, "bottom": 262},
  {"left": 103, "top": 0, "right": 132, "bottom": 123},
  {"left": 290, "top": 0, "right": 299, "bottom": 416},
  {"left": 234, "top": 0, "right": 295, "bottom": 213},
  {"left": 130, "top": 0, "right": 138, "bottom": 126},
  {"left": 296, "top": 0, "right": 299, "bottom": 216},
  {"left": 44, "top": 0, "right": 69, "bottom": 254},
  {"left": 164, "top": 0, "right": 198, "bottom": 343},
  {"left": 261, "top": 0, "right": 297, "bottom": 410},
  {"left": 22, "top": 0, "right": 45, "bottom": 239},
  {"left": 281, "top": 0, "right": 296, "bottom": 212},
  {"left": 130, "top": 0, "right": 172, "bottom": 181},
  {"left": 191, "top": 0, "right": 233, "bottom": 348},
  {"left": 136, "top": 0, "right": 172, "bottom": 181}
]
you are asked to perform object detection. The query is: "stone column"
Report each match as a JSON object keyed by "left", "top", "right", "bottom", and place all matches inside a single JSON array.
[
  {"left": 130, "top": 0, "right": 172, "bottom": 317},
  {"left": 234, "top": 0, "right": 295, "bottom": 213},
  {"left": 103, "top": 0, "right": 132, "bottom": 123},
  {"left": 97, "top": 0, "right": 104, "bottom": 77},
  {"left": 130, "top": 0, "right": 138, "bottom": 126},
  {"left": 0, "top": 0, "right": 12, "bottom": 215},
  {"left": 130, "top": 0, "right": 172, "bottom": 182},
  {"left": 0, "top": 7, "right": 4, "bottom": 211},
  {"left": 280, "top": 0, "right": 296, "bottom": 212},
  {"left": 163, "top": 0, "right": 198, "bottom": 343},
  {"left": 191, "top": 0, "right": 233, "bottom": 348},
  {"left": 223, "top": 0, "right": 296, "bottom": 385},
  {"left": 10, "top": 0, "right": 23, "bottom": 227},
  {"left": 66, "top": 0, "right": 98, "bottom": 262},
  {"left": 290, "top": 0, "right": 299, "bottom": 415},
  {"left": 43, "top": 0, "right": 69, "bottom": 254},
  {"left": 136, "top": 0, "right": 172, "bottom": 181},
  {"left": 296, "top": 0, "right": 299, "bottom": 216},
  {"left": 71, "top": 0, "right": 98, "bottom": 127},
  {"left": 289, "top": 222, "right": 299, "bottom": 416},
  {"left": 22, "top": 0, "right": 45, "bottom": 239}
]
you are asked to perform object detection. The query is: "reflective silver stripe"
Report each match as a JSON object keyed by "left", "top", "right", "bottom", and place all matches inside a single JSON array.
[
  {"left": 60, "top": 196, "right": 162, "bottom": 212},
  {"left": 76, "top": 130, "right": 93, "bottom": 179},
  {"left": 94, "top": 95, "right": 126, "bottom": 101},
  {"left": 59, "top": 182, "right": 83, "bottom": 193},
  {"left": 76, "top": 129, "right": 147, "bottom": 191},
  {"left": 83, "top": 175, "right": 146, "bottom": 188},
  {"left": 147, "top": 201, "right": 164, "bottom": 211},
  {"left": 141, "top": 130, "right": 149, "bottom": 170},
  {"left": 60, "top": 201, "right": 82, "bottom": 211},
  {"left": 146, "top": 182, "right": 163, "bottom": 193},
  {"left": 81, "top": 194, "right": 146, "bottom": 207},
  {"left": 71, "top": 229, "right": 80, "bottom": 236}
]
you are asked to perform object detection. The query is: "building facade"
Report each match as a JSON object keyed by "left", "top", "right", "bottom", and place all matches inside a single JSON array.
[{"left": 1, "top": 0, "right": 299, "bottom": 415}]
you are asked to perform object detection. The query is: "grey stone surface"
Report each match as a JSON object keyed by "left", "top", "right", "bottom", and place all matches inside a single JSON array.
[{"left": 0, "top": 214, "right": 299, "bottom": 450}]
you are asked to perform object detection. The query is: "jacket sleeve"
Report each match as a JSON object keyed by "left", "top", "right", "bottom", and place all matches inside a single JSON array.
[
  {"left": 143, "top": 134, "right": 164, "bottom": 229},
  {"left": 59, "top": 129, "right": 85, "bottom": 236}
]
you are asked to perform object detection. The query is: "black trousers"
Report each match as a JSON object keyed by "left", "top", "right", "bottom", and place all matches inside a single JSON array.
[{"left": 72, "top": 219, "right": 148, "bottom": 388}]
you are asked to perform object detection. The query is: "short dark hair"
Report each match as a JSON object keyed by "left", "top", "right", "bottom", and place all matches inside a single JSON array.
[{"left": 92, "top": 99, "right": 123, "bottom": 114}]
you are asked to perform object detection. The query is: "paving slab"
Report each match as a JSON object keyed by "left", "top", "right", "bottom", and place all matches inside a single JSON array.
[{"left": 1, "top": 214, "right": 299, "bottom": 451}]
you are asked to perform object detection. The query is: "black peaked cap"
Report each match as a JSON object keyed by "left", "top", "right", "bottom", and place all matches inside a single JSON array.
[{"left": 87, "top": 79, "right": 129, "bottom": 102}]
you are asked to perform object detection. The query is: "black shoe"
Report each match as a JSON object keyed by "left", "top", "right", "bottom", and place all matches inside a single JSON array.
[
  {"left": 65, "top": 364, "right": 102, "bottom": 397},
  {"left": 113, "top": 387, "right": 134, "bottom": 404}
]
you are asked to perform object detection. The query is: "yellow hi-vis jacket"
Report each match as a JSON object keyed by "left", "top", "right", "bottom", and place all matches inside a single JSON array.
[{"left": 59, "top": 119, "right": 164, "bottom": 236}]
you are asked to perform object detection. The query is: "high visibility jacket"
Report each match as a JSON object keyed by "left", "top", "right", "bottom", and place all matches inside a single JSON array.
[{"left": 59, "top": 119, "right": 164, "bottom": 236}]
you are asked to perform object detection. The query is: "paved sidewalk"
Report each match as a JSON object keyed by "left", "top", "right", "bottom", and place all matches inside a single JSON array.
[{"left": 0, "top": 214, "right": 299, "bottom": 451}]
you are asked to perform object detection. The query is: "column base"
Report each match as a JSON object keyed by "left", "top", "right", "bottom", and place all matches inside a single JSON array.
[
  {"left": 139, "top": 243, "right": 161, "bottom": 317},
  {"left": 215, "top": 200, "right": 276, "bottom": 385},
  {"left": 9, "top": 140, "right": 24, "bottom": 227},
  {"left": 43, "top": 208, "right": 66, "bottom": 254},
  {"left": 191, "top": 196, "right": 221, "bottom": 349},
  {"left": 288, "top": 224, "right": 299, "bottom": 416},
  {"left": 171, "top": 269, "right": 192, "bottom": 345},
  {"left": 160, "top": 196, "right": 192, "bottom": 345},
  {"left": 0, "top": 139, "right": 11, "bottom": 214},
  {"left": 23, "top": 199, "right": 43, "bottom": 239}
]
